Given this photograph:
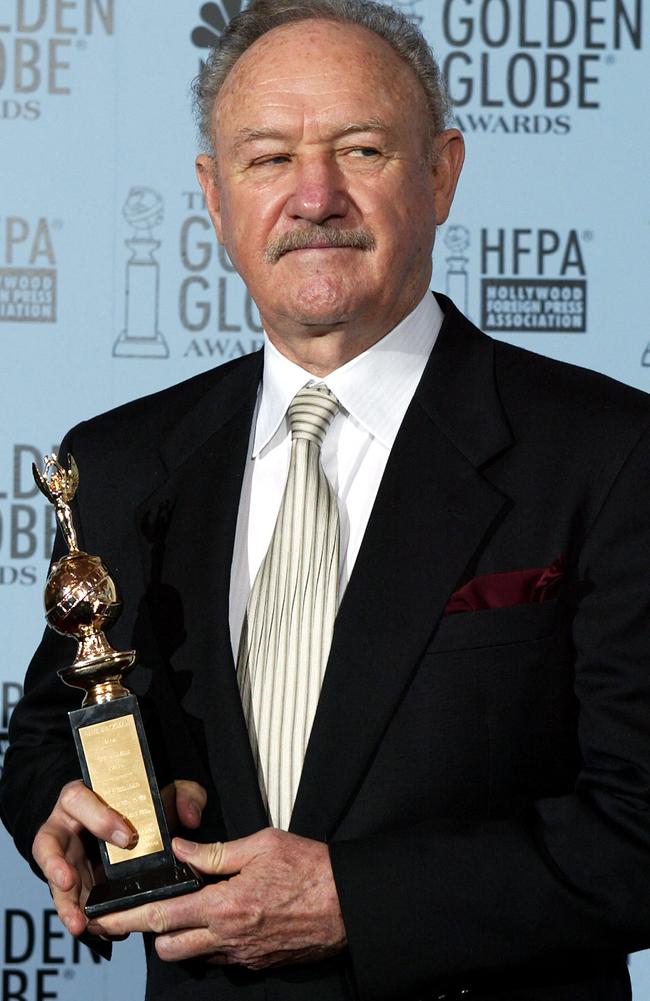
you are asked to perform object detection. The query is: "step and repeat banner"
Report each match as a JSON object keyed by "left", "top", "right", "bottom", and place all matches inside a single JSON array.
[{"left": 1, "top": 1, "right": 649, "bottom": 997}]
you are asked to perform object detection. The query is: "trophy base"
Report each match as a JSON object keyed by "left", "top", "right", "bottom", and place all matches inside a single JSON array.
[
  {"left": 113, "top": 331, "right": 169, "bottom": 359},
  {"left": 85, "top": 860, "right": 201, "bottom": 918}
]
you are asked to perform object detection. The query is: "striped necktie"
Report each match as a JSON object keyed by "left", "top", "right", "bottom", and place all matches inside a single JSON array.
[{"left": 237, "top": 384, "right": 340, "bottom": 829}]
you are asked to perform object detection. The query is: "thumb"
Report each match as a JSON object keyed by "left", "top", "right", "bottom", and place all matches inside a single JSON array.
[{"left": 172, "top": 834, "right": 256, "bottom": 875}]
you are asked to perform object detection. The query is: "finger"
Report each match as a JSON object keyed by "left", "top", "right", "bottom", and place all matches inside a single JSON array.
[
  {"left": 173, "top": 828, "right": 271, "bottom": 875},
  {"left": 155, "top": 927, "right": 221, "bottom": 963},
  {"left": 33, "top": 828, "right": 77, "bottom": 891},
  {"left": 174, "top": 781, "right": 207, "bottom": 829},
  {"left": 58, "top": 781, "right": 138, "bottom": 849},
  {"left": 172, "top": 838, "right": 228, "bottom": 875},
  {"left": 87, "top": 884, "right": 216, "bottom": 937},
  {"left": 51, "top": 880, "right": 88, "bottom": 937},
  {"left": 50, "top": 849, "right": 94, "bottom": 936},
  {"left": 92, "top": 931, "right": 130, "bottom": 943}
]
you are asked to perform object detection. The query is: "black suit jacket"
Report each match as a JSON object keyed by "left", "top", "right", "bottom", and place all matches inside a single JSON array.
[{"left": 3, "top": 295, "right": 650, "bottom": 1001}]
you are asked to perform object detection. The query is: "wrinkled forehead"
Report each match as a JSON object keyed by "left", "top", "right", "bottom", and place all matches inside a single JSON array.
[{"left": 212, "top": 19, "right": 429, "bottom": 144}]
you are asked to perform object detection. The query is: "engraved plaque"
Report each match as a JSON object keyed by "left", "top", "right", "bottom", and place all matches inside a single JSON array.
[{"left": 78, "top": 714, "right": 164, "bottom": 864}]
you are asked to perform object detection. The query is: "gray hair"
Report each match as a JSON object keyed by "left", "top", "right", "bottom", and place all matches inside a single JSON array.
[{"left": 192, "top": 0, "right": 451, "bottom": 154}]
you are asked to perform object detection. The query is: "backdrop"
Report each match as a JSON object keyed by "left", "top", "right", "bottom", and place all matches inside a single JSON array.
[{"left": 1, "top": 1, "right": 649, "bottom": 997}]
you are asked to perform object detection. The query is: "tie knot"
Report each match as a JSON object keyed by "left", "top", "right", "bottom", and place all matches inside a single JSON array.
[{"left": 288, "top": 385, "right": 339, "bottom": 446}]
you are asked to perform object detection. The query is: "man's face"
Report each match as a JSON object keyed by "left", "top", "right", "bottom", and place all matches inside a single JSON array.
[{"left": 197, "top": 19, "right": 463, "bottom": 353}]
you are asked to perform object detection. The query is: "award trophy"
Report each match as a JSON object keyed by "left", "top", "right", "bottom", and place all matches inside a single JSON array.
[{"left": 33, "top": 453, "right": 201, "bottom": 917}]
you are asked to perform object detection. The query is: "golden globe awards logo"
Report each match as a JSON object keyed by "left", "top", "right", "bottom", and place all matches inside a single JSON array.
[
  {"left": 0, "top": 0, "right": 114, "bottom": 122},
  {"left": 1, "top": 909, "right": 103, "bottom": 997},
  {"left": 179, "top": 190, "right": 263, "bottom": 360},
  {"left": 437, "top": 0, "right": 643, "bottom": 135},
  {"left": 0, "top": 216, "right": 58, "bottom": 322}
]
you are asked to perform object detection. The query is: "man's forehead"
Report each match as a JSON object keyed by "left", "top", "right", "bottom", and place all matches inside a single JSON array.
[
  {"left": 226, "top": 17, "right": 394, "bottom": 73},
  {"left": 212, "top": 19, "right": 425, "bottom": 139}
]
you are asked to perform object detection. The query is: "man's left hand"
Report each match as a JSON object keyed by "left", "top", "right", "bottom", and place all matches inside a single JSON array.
[{"left": 86, "top": 828, "right": 347, "bottom": 968}]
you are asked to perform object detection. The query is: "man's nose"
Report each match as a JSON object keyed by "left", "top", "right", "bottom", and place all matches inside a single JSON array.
[{"left": 285, "top": 157, "right": 350, "bottom": 224}]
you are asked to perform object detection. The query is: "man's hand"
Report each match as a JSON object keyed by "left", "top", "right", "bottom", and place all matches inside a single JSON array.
[
  {"left": 32, "top": 778, "right": 206, "bottom": 937},
  {"left": 86, "top": 828, "right": 347, "bottom": 969}
]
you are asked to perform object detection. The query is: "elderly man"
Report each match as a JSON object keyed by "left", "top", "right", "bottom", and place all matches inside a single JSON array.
[{"left": 3, "top": 1, "right": 650, "bottom": 999}]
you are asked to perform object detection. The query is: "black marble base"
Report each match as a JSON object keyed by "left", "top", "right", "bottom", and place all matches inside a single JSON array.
[{"left": 85, "top": 860, "right": 201, "bottom": 918}]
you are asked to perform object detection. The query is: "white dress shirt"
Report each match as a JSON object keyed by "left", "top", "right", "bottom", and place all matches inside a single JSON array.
[{"left": 229, "top": 291, "right": 444, "bottom": 660}]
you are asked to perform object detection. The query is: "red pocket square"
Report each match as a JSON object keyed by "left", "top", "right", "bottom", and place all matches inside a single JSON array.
[{"left": 444, "top": 556, "right": 565, "bottom": 615}]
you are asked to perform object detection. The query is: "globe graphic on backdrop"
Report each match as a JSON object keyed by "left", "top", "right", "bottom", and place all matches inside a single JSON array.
[
  {"left": 122, "top": 186, "right": 164, "bottom": 234},
  {"left": 444, "top": 225, "right": 470, "bottom": 255}
]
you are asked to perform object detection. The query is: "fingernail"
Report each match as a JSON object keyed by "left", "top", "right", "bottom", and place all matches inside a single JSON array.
[
  {"left": 173, "top": 837, "right": 197, "bottom": 854},
  {"left": 112, "top": 829, "right": 137, "bottom": 849},
  {"left": 187, "top": 800, "right": 201, "bottom": 818}
]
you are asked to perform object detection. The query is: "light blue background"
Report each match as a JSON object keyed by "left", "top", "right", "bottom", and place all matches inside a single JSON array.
[{"left": 1, "top": 0, "right": 649, "bottom": 996}]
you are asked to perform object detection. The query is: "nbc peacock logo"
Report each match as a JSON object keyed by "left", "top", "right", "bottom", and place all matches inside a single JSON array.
[{"left": 192, "top": 0, "right": 246, "bottom": 49}]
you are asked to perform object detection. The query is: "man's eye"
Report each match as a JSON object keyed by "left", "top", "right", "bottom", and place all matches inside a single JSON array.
[
  {"left": 253, "top": 154, "right": 291, "bottom": 167},
  {"left": 348, "top": 147, "right": 381, "bottom": 158}
]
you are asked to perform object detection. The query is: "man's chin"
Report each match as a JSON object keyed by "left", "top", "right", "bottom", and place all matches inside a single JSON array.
[
  {"left": 281, "top": 305, "right": 355, "bottom": 332},
  {"left": 280, "top": 300, "right": 356, "bottom": 332},
  {"left": 285, "top": 280, "right": 364, "bottom": 327}
]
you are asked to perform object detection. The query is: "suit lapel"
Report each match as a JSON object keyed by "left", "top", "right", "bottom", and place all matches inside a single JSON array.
[
  {"left": 291, "top": 300, "right": 514, "bottom": 839},
  {"left": 136, "top": 353, "right": 268, "bottom": 837}
]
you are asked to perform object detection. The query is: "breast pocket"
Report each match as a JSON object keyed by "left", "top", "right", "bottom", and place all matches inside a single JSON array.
[{"left": 426, "top": 598, "right": 561, "bottom": 654}]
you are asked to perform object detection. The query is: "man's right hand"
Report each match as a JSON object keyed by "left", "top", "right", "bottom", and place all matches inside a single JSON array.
[{"left": 32, "top": 778, "right": 207, "bottom": 936}]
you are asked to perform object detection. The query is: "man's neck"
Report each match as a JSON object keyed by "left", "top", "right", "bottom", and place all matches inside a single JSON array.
[
  {"left": 262, "top": 327, "right": 388, "bottom": 377},
  {"left": 262, "top": 295, "right": 432, "bottom": 377}
]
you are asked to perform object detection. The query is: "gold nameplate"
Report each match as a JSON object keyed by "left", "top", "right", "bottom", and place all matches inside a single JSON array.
[{"left": 78, "top": 714, "right": 164, "bottom": 865}]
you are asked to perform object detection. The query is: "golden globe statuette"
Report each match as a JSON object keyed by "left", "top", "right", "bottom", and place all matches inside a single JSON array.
[{"left": 33, "top": 453, "right": 201, "bottom": 918}]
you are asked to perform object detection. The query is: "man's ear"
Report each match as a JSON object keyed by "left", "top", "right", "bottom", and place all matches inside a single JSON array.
[
  {"left": 196, "top": 154, "right": 223, "bottom": 243},
  {"left": 432, "top": 129, "right": 465, "bottom": 225}
]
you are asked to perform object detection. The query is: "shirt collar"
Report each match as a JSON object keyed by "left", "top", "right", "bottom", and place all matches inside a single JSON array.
[{"left": 253, "top": 291, "right": 443, "bottom": 457}]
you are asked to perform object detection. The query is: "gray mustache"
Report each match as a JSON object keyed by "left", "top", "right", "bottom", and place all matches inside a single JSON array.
[{"left": 266, "top": 226, "right": 376, "bottom": 264}]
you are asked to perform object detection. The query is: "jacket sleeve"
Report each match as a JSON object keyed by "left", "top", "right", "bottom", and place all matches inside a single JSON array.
[{"left": 329, "top": 424, "right": 650, "bottom": 1000}]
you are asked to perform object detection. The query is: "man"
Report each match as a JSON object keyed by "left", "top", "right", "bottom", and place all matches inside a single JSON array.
[{"left": 3, "top": 0, "right": 650, "bottom": 998}]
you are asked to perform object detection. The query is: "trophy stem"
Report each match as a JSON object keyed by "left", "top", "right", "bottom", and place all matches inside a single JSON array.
[
  {"left": 76, "top": 632, "right": 125, "bottom": 665},
  {"left": 83, "top": 678, "right": 132, "bottom": 707},
  {"left": 58, "top": 644, "right": 137, "bottom": 707}
]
